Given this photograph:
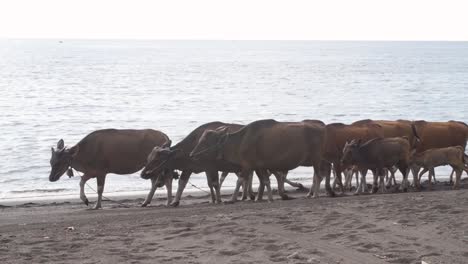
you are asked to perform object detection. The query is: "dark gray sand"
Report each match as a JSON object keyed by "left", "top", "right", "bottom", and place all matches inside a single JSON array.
[{"left": 1, "top": 180, "right": 468, "bottom": 264}]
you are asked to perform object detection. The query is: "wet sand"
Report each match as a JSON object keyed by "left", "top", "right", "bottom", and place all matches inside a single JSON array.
[{"left": 1, "top": 180, "right": 468, "bottom": 264}]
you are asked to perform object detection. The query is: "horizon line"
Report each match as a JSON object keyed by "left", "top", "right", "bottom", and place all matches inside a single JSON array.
[{"left": 1, "top": 37, "right": 468, "bottom": 42}]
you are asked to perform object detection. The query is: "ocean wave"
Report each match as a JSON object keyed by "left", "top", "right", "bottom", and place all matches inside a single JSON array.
[{"left": 10, "top": 188, "right": 70, "bottom": 194}]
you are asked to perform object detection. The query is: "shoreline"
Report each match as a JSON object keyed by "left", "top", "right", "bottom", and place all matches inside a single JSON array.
[{"left": 1, "top": 182, "right": 467, "bottom": 263}]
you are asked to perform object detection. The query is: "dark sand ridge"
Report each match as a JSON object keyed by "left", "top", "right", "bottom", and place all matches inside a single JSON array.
[{"left": 1, "top": 179, "right": 468, "bottom": 264}]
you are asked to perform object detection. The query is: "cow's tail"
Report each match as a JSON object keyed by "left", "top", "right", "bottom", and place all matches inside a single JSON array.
[{"left": 411, "top": 123, "right": 421, "bottom": 148}]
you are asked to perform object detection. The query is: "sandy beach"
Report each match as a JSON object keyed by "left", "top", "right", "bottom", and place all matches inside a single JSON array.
[{"left": 1, "top": 180, "right": 468, "bottom": 264}]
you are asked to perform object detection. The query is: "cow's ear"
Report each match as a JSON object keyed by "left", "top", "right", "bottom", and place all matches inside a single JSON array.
[
  {"left": 69, "top": 145, "right": 79, "bottom": 158},
  {"left": 57, "top": 139, "right": 65, "bottom": 150},
  {"left": 162, "top": 140, "right": 171, "bottom": 148}
]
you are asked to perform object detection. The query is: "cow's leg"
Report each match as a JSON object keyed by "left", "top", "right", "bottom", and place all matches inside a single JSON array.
[
  {"left": 165, "top": 175, "right": 173, "bottom": 206},
  {"left": 231, "top": 170, "right": 248, "bottom": 203},
  {"left": 256, "top": 170, "right": 265, "bottom": 201},
  {"left": 79, "top": 174, "right": 91, "bottom": 206},
  {"left": 205, "top": 171, "right": 217, "bottom": 204},
  {"left": 411, "top": 165, "right": 421, "bottom": 190},
  {"left": 248, "top": 171, "right": 255, "bottom": 200},
  {"left": 272, "top": 170, "right": 289, "bottom": 200},
  {"left": 453, "top": 167, "right": 462, "bottom": 190},
  {"left": 361, "top": 169, "right": 370, "bottom": 194},
  {"left": 219, "top": 171, "right": 229, "bottom": 189},
  {"left": 418, "top": 168, "right": 428, "bottom": 182},
  {"left": 371, "top": 169, "right": 379, "bottom": 194},
  {"left": 230, "top": 176, "right": 242, "bottom": 202},
  {"left": 391, "top": 167, "right": 397, "bottom": 185},
  {"left": 241, "top": 171, "right": 254, "bottom": 200},
  {"left": 93, "top": 174, "right": 106, "bottom": 210},
  {"left": 171, "top": 170, "right": 192, "bottom": 207},
  {"left": 427, "top": 168, "right": 433, "bottom": 190},
  {"left": 354, "top": 170, "right": 363, "bottom": 195},
  {"left": 142, "top": 177, "right": 158, "bottom": 207},
  {"left": 332, "top": 166, "right": 338, "bottom": 190},
  {"left": 431, "top": 168, "right": 437, "bottom": 182},
  {"left": 259, "top": 170, "right": 274, "bottom": 202},
  {"left": 354, "top": 169, "right": 359, "bottom": 190},
  {"left": 324, "top": 162, "right": 334, "bottom": 197},
  {"left": 335, "top": 164, "right": 346, "bottom": 194},
  {"left": 282, "top": 171, "right": 304, "bottom": 190},
  {"left": 398, "top": 165, "right": 409, "bottom": 192},
  {"left": 379, "top": 168, "right": 386, "bottom": 193},
  {"left": 449, "top": 169, "right": 455, "bottom": 185}
]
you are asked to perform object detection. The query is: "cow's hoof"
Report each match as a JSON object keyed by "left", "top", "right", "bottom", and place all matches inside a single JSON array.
[
  {"left": 281, "top": 195, "right": 290, "bottom": 200},
  {"left": 83, "top": 199, "right": 89, "bottom": 206},
  {"left": 141, "top": 203, "right": 149, "bottom": 207},
  {"left": 170, "top": 201, "right": 180, "bottom": 207}
]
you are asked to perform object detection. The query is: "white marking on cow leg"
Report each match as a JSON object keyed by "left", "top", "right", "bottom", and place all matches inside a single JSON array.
[
  {"left": 142, "top": 178, "right": 157, "bottom": 207},
  {"left": 453, "top": 169, "right": 462, "bottom": 190},
  {"left": 307, "top": 170, "right": 316, "bottom": 197},
  {"left": 166, "top": 176, "right": 173, "bottom": 206},
  {"left": 247, "top": 171, "right": 254, "bottom": 200},
  {"left": 331, "top": 167, "right": 337, "bottom": 189},
  {"left": 379, "top": 173, "right": 386, "bottom": 193},
  {"left": 263, "top": 175, "right": 274, "bottom": 202},
  {"left": 171, "top": 171, "right": 191, "bottom": 206},
  {"left": 257, "top": 176, "right": 265, "bottom": 201},
  {"left": 206, "top": 173, "right": 216, "bottom": 204},
  {"left": 79, "top": 176, "right": 90, "bottom": 206},
  {"left": 362, "top": 171, "right": 369, "bottom": 193},
  {"left": 93, "top": 175, "right": 106, "bottom": 210}
]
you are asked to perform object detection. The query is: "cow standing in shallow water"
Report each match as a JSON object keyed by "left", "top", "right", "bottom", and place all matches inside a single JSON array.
[{"left": 49, "top": 129, "right": 173, "bottom": 209}]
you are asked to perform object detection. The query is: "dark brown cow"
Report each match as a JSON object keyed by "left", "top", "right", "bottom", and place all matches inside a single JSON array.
[
  {"left": 352, "top": 119, "right": 416, "bottom": 187},
  {"left": 410, "top": 120, "right": 468, "bottom": 189},
  {"left": 190, "top": 119, "right": 331, "bottom": 201},
  {"left": 49, "top": 129, "right": 172, "bottom": 209},
  {"left": 141, "top": 122, "right": 248, "bottom": 207},
  {"left": 341, "top": 137, "right": 411, "bottom": 193},
  {"left": 323, "top": 122, "right": 384, "bottom": 194}
]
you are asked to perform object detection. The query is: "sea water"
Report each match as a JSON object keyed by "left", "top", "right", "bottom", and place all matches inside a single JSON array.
[{"left": 0, "top": 40, "right": 467, "bottom": 201}]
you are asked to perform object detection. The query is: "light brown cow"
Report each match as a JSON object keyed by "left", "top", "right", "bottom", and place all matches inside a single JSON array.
[
  {"left": 49, "top": 129, "right": 173, "bottom": 209},
  {"left": 410, "top": 146, "right": 468, "bottom": 190},
  {"left": 190, "top": 119, "right": 331, "bottom": 201},
  {"left": 411, "top": 120, "right": 468, "bottom": 189}
]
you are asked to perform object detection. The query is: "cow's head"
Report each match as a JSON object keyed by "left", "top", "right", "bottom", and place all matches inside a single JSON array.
[
  {"left": 341, "top": 139, "right": 361, "bottom": 165},
  {"left": 49, "top": 139, "right": 78, "bottom": 182},
  {"left": 141, "top": 141, "right": 175, "bottom": 179},
  {"left": 190, "top": 127, "right": 229, "bottom": 160}
]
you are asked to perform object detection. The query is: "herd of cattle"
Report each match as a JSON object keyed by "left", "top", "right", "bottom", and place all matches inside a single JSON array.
[{"left": 48, "top": 119, "right": 468, "bottom": 209}]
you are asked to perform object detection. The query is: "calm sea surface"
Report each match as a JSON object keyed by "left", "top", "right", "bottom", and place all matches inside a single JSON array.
[{"left": 0, "top": 40, "right": 467, "bottom": 201}]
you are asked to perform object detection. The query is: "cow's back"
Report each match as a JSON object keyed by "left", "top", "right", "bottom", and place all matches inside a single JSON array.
[
  {"left": 414, "top": 121, "right": 467, "bottom": 152},
  {"left": 324, "top": 123, "right": 383, "bottom": 162},
  {"left": 238, "top": 120, "right": 325, "bottom": 169},
  {"left": 76, "top": 129, "right": 169, "bottom": 174}
]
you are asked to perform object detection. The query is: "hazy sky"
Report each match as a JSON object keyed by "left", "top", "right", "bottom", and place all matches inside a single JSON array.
[{"left": 0, "top": 0, "right": 467, "bottom": 40}]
